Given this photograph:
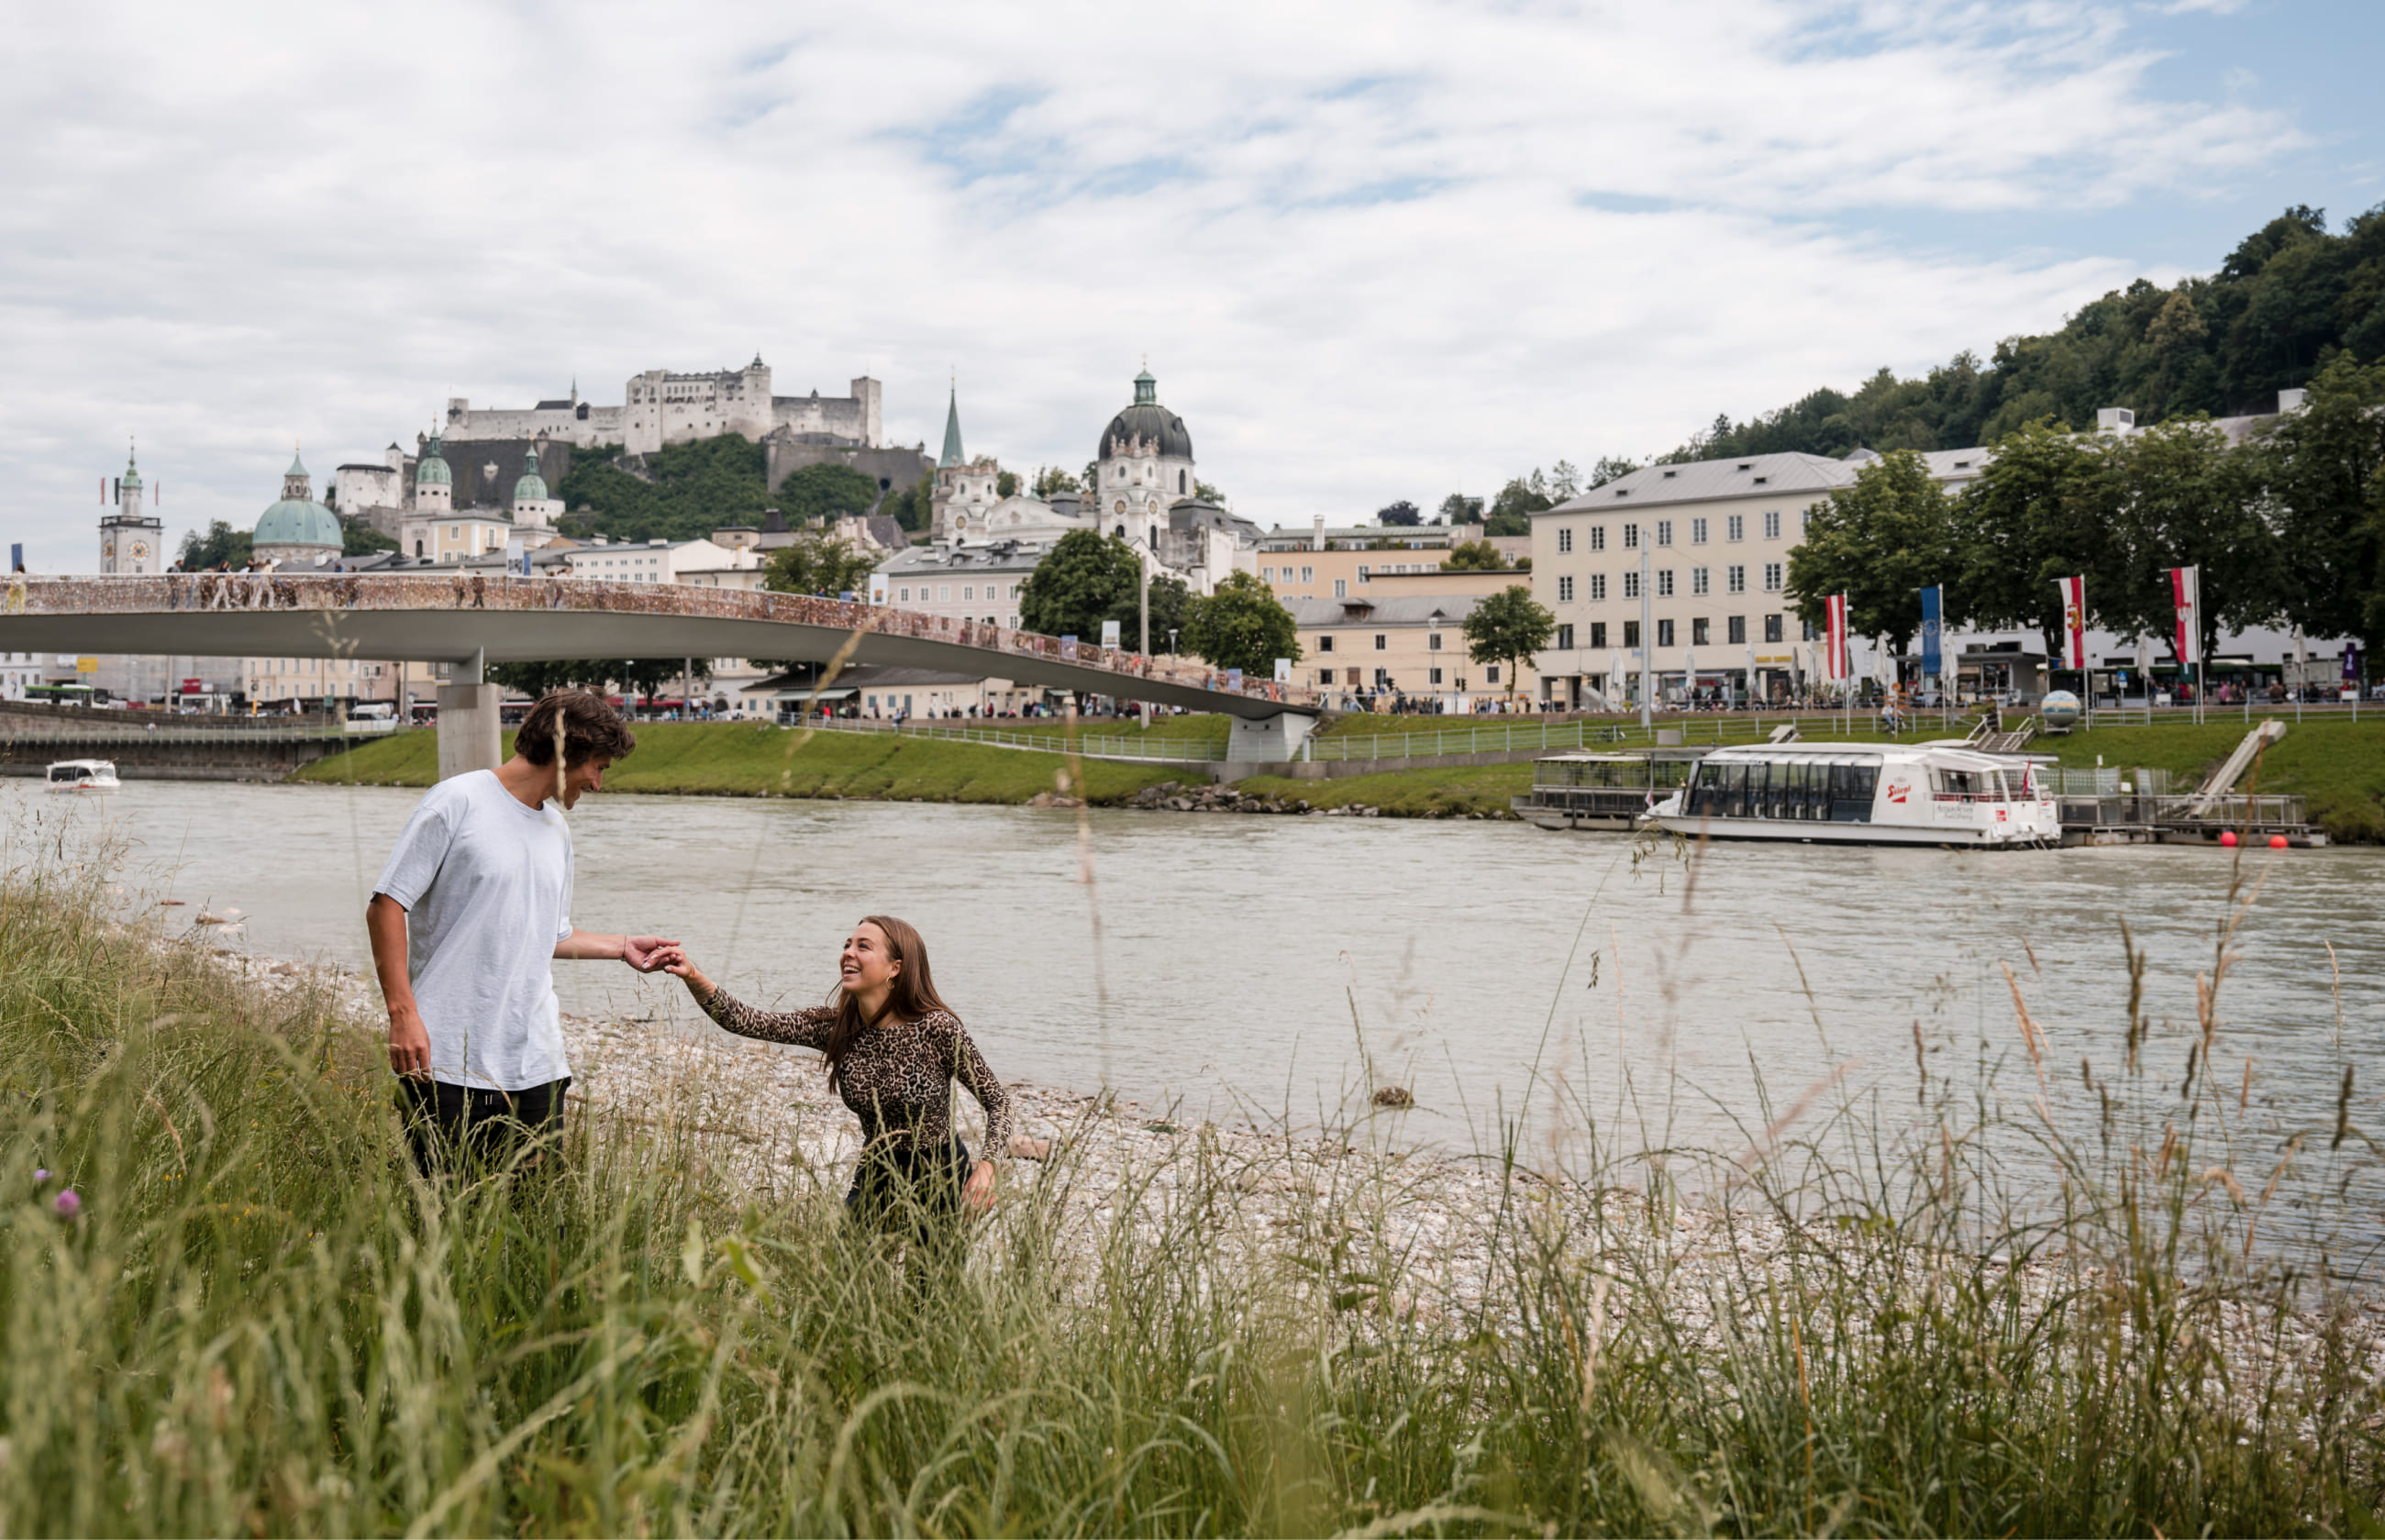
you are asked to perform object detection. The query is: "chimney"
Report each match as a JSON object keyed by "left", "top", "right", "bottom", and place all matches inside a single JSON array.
[
  {"left": 2277, "top": 388, "right": 2307, "bottom": 414},
  {"left": 2095, "top": 407, "right": 2135, "bottom": 436},
  {"left": 1313, "top": 514, "right": 1325, "bottom": 552}
]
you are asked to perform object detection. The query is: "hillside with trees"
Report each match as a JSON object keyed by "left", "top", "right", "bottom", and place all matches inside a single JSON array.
[
  {"left": 1658, "top": 205, "right": 2385, "bottom": 465},
  {"left": 556, "top": 438, "right": 889, "bottom": 543}
]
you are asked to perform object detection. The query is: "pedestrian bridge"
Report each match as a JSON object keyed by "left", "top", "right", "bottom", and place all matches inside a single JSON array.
[{"left": 0, "top": 573, "right": 1318, "bottom": 774}]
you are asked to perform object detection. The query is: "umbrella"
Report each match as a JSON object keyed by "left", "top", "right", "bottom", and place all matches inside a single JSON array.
[{"left": 1609, "top": 648, "right": 1625, "bottom": 706}]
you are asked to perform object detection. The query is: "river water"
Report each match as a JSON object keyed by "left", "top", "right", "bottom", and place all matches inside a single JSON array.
[{"left": 21, "top": 779, "right": 2385, "bottom": 1249}]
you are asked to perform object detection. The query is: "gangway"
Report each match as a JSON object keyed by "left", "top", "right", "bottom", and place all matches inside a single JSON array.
[{"left": 2185, "top": 719, "right": 2286, "bottom": 815}]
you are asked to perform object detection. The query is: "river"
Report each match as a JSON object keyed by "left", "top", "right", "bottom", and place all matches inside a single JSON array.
[{"left": 22, "top": 779, "right": 2385, "bottom": 1246}]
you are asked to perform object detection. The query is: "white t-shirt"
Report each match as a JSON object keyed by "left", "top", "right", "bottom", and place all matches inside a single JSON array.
[{"left": 372, "top": 770, "right": 575, "bottom": 1091}]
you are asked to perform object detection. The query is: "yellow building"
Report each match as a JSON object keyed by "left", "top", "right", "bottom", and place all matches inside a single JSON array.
[{"left": 1291, "top": 589, "right": 1540, "bottom": 709}]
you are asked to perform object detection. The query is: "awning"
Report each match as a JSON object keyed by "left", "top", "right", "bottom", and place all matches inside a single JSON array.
[{"left": 771, "top": 685, "right": 858, "bottom": 702}]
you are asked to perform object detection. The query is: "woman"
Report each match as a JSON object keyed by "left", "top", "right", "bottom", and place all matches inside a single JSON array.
[{"left": 660, "top": 916, "right": 1011, "bottom": 1236}]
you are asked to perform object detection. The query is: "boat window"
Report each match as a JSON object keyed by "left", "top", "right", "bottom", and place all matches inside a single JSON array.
[
  {"left": 1998, "top": 768, "right": 2030, "bottom": 801},
  {"left": 50, "top": 766, "right": 80, "bottom": 781},
  {"left": 1828, "top": 761, "right": 1878, "bottom": 821}
]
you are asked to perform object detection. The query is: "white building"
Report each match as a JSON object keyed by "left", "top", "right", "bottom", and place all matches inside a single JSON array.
[
  {"left": 442, "top": 360, "right": 882, "bottom": 456},
  {"left": 100, "top": 445, "right": 164, "bottom": 575}
]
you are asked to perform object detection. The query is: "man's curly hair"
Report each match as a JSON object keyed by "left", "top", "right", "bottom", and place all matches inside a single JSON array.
[{"left": 515, "top": 690, "right": 637, "bottom": 768}]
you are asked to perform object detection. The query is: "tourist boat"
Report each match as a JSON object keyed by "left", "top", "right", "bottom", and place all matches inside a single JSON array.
[
  {"left": 1512, "top": 749, "right": 1709, "bottom": 830},
  {"left": 45, "top": 759, "right": 121, "bottom": 794},
  {"left": 1643, "top": 741, "right": 2059, "bottom": 848}
]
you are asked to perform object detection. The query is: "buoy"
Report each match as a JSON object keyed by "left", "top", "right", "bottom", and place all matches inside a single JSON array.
[
  {"left": 2270, "top": 834, "right": 2289, "bottom": 849},
  {"left": 2219, "top": 831, "right": 2238, "bottom": 848}
]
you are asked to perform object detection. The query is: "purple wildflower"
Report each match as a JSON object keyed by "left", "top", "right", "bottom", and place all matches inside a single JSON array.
[
  {"left": 34, "top": 1169, "right": 48, "bottom": 1183},
  {"left": 53, "top": 1191, "right": 79, "bottom": 1218}
]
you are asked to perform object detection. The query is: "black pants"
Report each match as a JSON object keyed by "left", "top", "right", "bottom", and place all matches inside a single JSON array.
[
  {"left": 847, "top": 1136, "right": 971, "bottom": 1254},
  {"left": 398, "top": 1077, "right": 571, "bottom": 1177}
]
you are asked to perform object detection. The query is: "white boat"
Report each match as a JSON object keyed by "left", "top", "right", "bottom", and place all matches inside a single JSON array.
[
  {"left": 45, "top": 759, "right": 122, "bottom": 794},
  {"left": 1645, "top": 741, "right": 2058, "bottom": 848}
]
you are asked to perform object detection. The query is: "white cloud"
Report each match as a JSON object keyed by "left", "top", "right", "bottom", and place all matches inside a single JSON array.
[{"left": 0, "top": 0, "right": 2301, "bottom": 566}]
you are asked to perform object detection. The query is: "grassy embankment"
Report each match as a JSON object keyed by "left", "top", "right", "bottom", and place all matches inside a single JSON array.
[{"left": 6, "top": 834, "right": 2383, "bottom": 1533}]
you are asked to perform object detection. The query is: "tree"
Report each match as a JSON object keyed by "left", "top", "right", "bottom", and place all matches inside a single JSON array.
[
  {"left": 2255, "top": 353, "right": 2385, "bottom": 650},
  {"left": 488, "top": 660, "right": 609, "bottom": 696},
  {"left": 1018, "top": 529, "right": 1141, "bottom": 639},
  {"left": 1786, "top": 449, "right": 1957, "bottom": 656},
  {"left": 1588, "top": 455, "right": 1640, "bottom": 488},
  {"left": 177, "top": 520, "right": 251, "bottom": 571},
  {"left": 559, "top": 435, "right": 766, "bottom": 542},
  {"left": 1180, "top": 570, "right": 1298, "bottom": 675},
  {"left": 1951, "top": 421, "right": 2109, "bottom": 660},
  {"left": 1486, "top": 475, "right": 1552, "bottom": 537},
  {"left": 881, "top": 470, "right": 933, "bottom": 533},
  {"left": 2088, "top": 416, "right": 2279, "bottom": 659},
  {"left": 1110, "top": 571, "right": 1191, "bottom": 652},
  {"left": 775, "top": 462, "right": 882, "bottom": 525},
  {"left": 1031, "top": 464, "right": 1082, "bottom": 499},
  {"left": 342, "top": 517, "right": 397, "bottom": 557},
  {"left": 611, "top": 657, "right": 711, "bottom": 705},
  {"left": 1377, "top": 500, "right": 1423, "bottom": 526},
  {"left": 764, "top": 532, "right": 879, "bottom": 597},
  {"left": 1444, "top": 539, "right": 1509, "bottom": 571},
  {"left": 1437, "top": 493, "right": 1481, "bottom": 524},
  {"left": 1461, "top": 585, "right": 1554, "bottom": 697},
  {"left": 1194, "top": 480, "right": 1229, "bottom": 506},
  {"left": 1549, "top": 460, "right": 1582, "bottom": 500},
  {"left": 995, "top": 470, "right": 1019, "bottom": 498}
]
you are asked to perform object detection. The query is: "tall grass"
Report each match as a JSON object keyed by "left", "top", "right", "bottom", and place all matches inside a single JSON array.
[{"left": 1, "top": 834, "right": 2379, "bottom": 1534}]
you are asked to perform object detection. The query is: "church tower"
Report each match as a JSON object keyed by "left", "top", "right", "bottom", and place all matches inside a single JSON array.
[
  {"left": 415, "top": 429, "right": 453, "bottom": 515},
  {"left": 929, "top": 385, "right": 1001, "bottom": 540},
  {"left": 100, "top": 441, "right": 164, "bottom": 574}
]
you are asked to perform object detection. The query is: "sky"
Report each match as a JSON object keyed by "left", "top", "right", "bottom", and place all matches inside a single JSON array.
[{"left": 3, "top": 0, "right": 2378, "bottom": 571}]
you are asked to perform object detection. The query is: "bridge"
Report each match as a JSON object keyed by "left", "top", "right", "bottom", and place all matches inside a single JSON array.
[{"left": 0, "top": 573, "right": 1319, "bottom": 778}]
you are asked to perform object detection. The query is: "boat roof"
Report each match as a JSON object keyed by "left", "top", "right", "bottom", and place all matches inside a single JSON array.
[
  {"left": 47, "top": 759, "right": 115, "bottom": 770},
  {"left": 1534, "top": 747, "right": 1712, "bottom": 764},
  {"left": 1701, "top": 741, "right": 2013, "bottom": 770}
]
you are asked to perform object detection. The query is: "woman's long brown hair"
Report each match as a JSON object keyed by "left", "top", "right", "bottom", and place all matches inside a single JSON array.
[{"left": 822, "top": 915, "right": 950, "bottom": 1094}]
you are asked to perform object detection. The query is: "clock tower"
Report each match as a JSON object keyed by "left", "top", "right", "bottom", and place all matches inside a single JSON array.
[{"left": 101, "top": 443, "right": 163, "bottom": 574}]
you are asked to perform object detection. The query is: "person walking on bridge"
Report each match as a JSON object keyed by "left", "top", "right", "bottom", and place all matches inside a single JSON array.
[
  {"left": 368, "top": 690, "right": 678, "bottom": 1175},
  {"left": 651, "top": 917, "right": 1014, "bottom": 1259}
]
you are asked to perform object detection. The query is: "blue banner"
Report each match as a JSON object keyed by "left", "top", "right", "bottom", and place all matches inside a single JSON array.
[{"left": 1919, "top": 585, "right": 1944, "bottom": 677}]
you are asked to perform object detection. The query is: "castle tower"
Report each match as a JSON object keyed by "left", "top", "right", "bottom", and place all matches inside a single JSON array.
[
  {"left": 100, "top": 441, "right": 164, "bottom": 575},
  {"left": 415, "top": 429, "right": 453, "bottom": 515}
]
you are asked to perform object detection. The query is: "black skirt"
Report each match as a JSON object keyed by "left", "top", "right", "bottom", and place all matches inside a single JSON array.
[{"left": 847, "top": 1134, "right": 972, "bottom": 1239}]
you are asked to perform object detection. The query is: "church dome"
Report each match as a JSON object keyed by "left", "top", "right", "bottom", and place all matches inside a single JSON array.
[
  {"left": 416, "top": 432, "right": 452, "bottom": 486},
  {"left": 513, "top": 448, "right": 549, "bottom": 503},
  {"left": 255, "top": 497, "right": 341, "bottom": 550},
  {"left": 1098, "top": 369, "right": 1192, "bottom": 461}
]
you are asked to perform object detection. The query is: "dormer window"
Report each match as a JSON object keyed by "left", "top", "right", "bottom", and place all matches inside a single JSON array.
[
  {"left": 1737, "top": 462, "right": 1753, "bottom": 471},
  {"left": 1662, "top": 470, "right": 1677, "bottom": 478}
]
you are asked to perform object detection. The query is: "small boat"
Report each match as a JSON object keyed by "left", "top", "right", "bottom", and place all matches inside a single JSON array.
[
  {"left": 1644, "top": 741, "right": 2058, "bottom": 848},
  {"left": 45, "top": 759, "right": 121, "bottom": 794}
]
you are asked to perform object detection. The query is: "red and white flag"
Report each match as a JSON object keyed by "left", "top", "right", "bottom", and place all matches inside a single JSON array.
[
  {"left": 1825, "top": 593, "right": 1850, "bottom": 681},
  {"left": 2054, "top": 575, "right": 2087, "bottom": 670},
  {"left": 2168, "top": 564, "right": 2200, "bottom": 670}
]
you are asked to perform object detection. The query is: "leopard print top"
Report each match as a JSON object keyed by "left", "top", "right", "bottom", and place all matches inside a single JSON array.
[{"left": 698, "top": 985, "right": 1015, "bottom": 1160}]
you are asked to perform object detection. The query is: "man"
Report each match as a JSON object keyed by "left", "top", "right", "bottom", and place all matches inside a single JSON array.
[{"left": 367, "top": 689, "right": 674, "bottom": 1174}]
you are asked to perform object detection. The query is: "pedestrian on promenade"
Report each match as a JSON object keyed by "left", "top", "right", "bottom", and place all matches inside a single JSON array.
[
  {"left": 367, "top": 690, "right": 678, "bottom": 1176},
  {"left": 651, "top": 917, "right": 1013, "bottom": 1261}
]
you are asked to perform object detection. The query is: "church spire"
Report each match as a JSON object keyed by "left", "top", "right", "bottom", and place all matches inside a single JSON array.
[{"left": 937, "top": 382, "right": 965, "bottom": 469}]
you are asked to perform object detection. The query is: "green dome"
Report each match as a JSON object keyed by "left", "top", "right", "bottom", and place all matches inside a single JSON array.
[
  {"left": 255, "top": 497, "right": 342, "bottom": 549},
  {"left": 513, "top": 449, "right": 549, "bottom": 503},
  {"left": 416, "top": 432, "right": 452, "bottom": 487}
]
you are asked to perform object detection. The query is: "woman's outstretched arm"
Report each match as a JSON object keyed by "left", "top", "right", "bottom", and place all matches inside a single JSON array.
[{"left": 662, "top": 952, "right": 834, "bottom": 1050}]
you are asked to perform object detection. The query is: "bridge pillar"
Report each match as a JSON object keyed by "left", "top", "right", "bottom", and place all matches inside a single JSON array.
[
  {"left": 1220, "top": 712, "right": 1314, "bottom": 777},
  {"left": 436, "top": 683, "right": 504, "bottom": 781}
]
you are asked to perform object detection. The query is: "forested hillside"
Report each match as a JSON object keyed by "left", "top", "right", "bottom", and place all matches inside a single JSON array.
[
  {"left": 555, "top": 439, "right": 889, "bottom": 544},
  {"left": 1660, "top": 205, "right": 2385, "bottom": 463}
]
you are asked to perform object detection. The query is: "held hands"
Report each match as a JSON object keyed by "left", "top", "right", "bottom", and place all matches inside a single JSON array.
[
  {"left": 621, "top": 935, "right": 681, "bottom": 972},
  {"left": 648, "top": 944, "right": 714, "bottom": 1003}
]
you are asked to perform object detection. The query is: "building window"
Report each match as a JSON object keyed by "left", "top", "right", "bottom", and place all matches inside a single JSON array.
[
  {"left": 1373, "top": 634, "right": 1387, "bottom": 650},
  {"left": 1557, "top": 527, "right": 1573, "bottom": 554},
  {"left": 1588, "top": 525, "right": 1607, "bottom": 552},
  {"left": 1429, "top": 666, "right": 1444, "bottom": 685},
  {"left": 1623, "top": 620, "right": 1641, "bottom": 648},
  {"left": 1692, "top": 617, "right": 1710, "bottom": 646},
  {"left": 1657, "top": 569, "right": 1675, "bottom": 597},
  {"left": 1799, "top": 509, "right": 1811, "bottom": 533},
  {"left": 1765, "top": 614, "right": 1784, "bottom": 644},
  {"left": 1333, "top": 578, "right": 1347, "bottom": 597},
  {"left": 1262, "top": 567, "right": 1274, "bottom": 582},
  {"left": 1656, "top": 519, "right": 1674, "bottom": 547},
  {"left": 1428, "top": 632, "right": 1444, "bottom": 650},
  {"left": 1486, "top": 665, "right": 1500, "bottom": 683},
  {"left": 1346, "top": 668, "right": 1360, "bottom": 686},
  {"left": 1623, "top": 523, "right": 1639, "bottom": 549},
  {"left": 1318, "top": 669, "right": 1336, "bottom": 685},
  {"left": 962, "top": 585, "right": 974, "bottom": 601},
  {"left": 1763, "top": 562, "right": 1783, "bottom": 592},
  {"left": 1557, "top": 575, "right": 1574, "bottom": 602},
  {"left": 938, "top": 584, "right": 951, "bottom": 600},
  {"left": 1589, "top": 621, "right": 1607, "bottom": 648},
  {"left": 1657, "top": 618, "right": 1675, "bottom": 647},
  {"left": 1728, "top": 615, "right": 1747, "bottom": 644},
  {"left": 1692, "top": 566, "right": 1710, "bottom": 596},
  {"left": 1556, "top": 624, "right": 1574, "bottom": 649},
  {"left": 1357, "top": 565, "right": 1370, "bottom": 582},
  {"left": 1727, "top": 564, "right": 1746, "bottom": 594},
  {"left": 1764, "top": 510, "right": 1781, "bottom": 539},
  {"left": 1692, "top": 517, "right": 1708, "bottom": 545},
  {"left": 1622, "top": 571, "right": 1640, "bottom": 600},
  {"left": 1727, "top": 514, "right": 1744, "bottom": 541},
  {"left": 1319, "top": 635, "right": 1335, "bottom": 652},
  {"left": 1300, "top": 565, "right": 1314, "bottom": 582}
]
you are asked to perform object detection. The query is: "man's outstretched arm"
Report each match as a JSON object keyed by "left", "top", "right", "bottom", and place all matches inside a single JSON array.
[
  {"left": 366, "top": 893, "right": 431, "bottom": 1078},
  {"left": 555, "top": 929, "right": 680, "bottom": 971}
]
